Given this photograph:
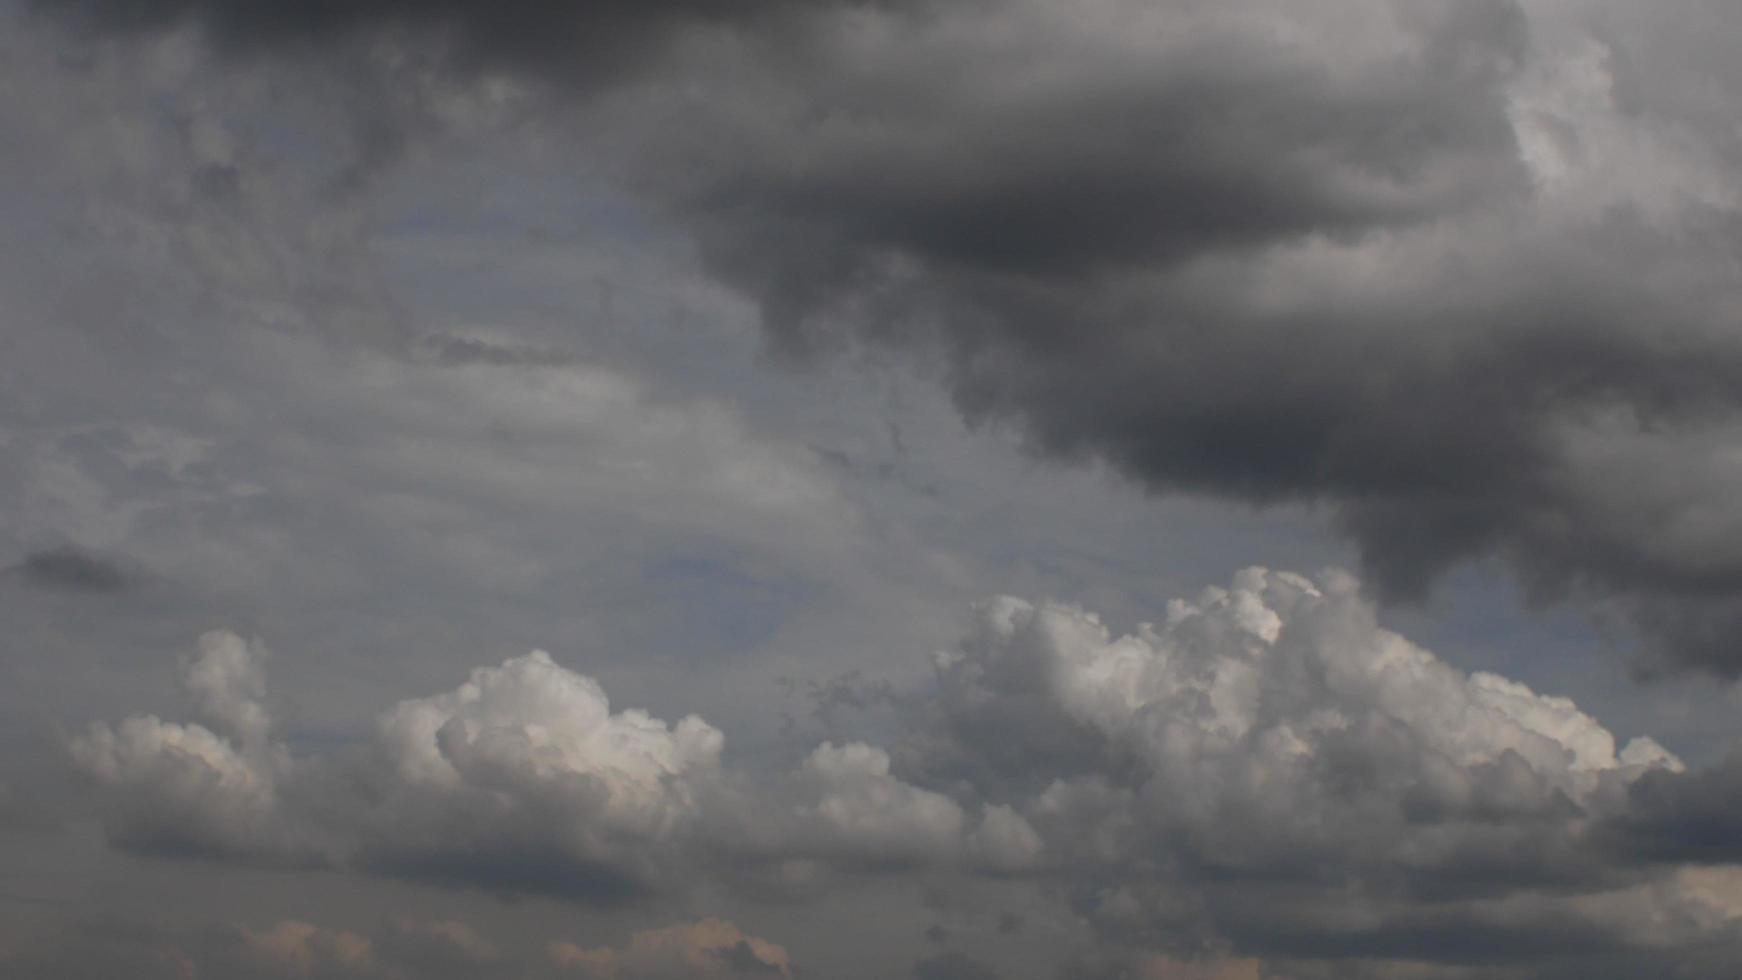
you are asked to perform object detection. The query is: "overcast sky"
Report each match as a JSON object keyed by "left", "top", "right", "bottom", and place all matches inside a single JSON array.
[{"left": 6, "top": 1, "right": 1742, "bottom": 977}]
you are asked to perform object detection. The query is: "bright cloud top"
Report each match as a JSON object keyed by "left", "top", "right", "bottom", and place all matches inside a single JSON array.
[{"left": 73, "top": 569, "right": 1732, "bottom": 974}]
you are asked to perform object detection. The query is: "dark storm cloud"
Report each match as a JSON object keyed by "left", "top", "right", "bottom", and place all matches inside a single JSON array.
[
  {"left": 358, "top": 846, "right": 649, "bottom": 905},
  {"left": 40, "top": 0, "right": 1742, "bottom": 672},
  {"left": 630, "top": 0, "right": 1742, "bottom": 674},
  {"left": 1598, "top": 753, "right": 1742, "bottom": 864},
  {"left": 6, "top": 547, "right": 128, "bottom": 594}
]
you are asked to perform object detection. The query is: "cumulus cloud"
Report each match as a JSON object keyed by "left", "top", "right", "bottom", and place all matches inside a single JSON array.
[
  {"left": 919, "top": 571, "right": 1684, "bottom": 895},
  {"left": 37, "top": 0, "right": 1742, "bottom": 671},
  {"left": 359, "top": 649, "right": 725, "bottom": 898},
  {"left": 930, "top": 570, "right": 1682, "bottom": 855},
  {"left": 907, "top": 569, "right": 1716, "bottom": 971},
  {"left": 181, "top": 630, "right": 274, "bottom": 748},
  {"left": 796, "top": 741, "right": 969, "bottom": 866},
  {"left": 71, "top": 634, "right": 1021, "bottom": 899},
  {"left": 69, "top": 630, "right": 299, "bottom": 859},
  {"left": 70, "top": 569, "right": 1742, "bottom": 973}
]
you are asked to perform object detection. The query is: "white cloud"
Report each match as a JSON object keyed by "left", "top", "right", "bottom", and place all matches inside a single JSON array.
[
  {"left": 377, "top": 649, "right": 723, "bottom": 817},
  {"left": 181, "top": 630, "right": 273, "bottom": 748},
  {"left": 360, "top": 649, "right": 726, "bottom": 894},
  {"left": 71, "top": 569, "right": 1732, "bottom": 972},
  {"left": 70, "top": 629, "right": 294, "bottom": 858},
  {"left": 939, "top": 569, "right": 1681, "bottom": 847},
  {"left": 71, "top": 635, "right": 1017, "bottom": 892},
  {"left": 798, "top": 741, "right": 968, "bottom": 865}
]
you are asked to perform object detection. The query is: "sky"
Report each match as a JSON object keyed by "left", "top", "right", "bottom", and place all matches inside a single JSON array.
[{"left": 5, "top": 1, "right": 1742, "bottom": 977}]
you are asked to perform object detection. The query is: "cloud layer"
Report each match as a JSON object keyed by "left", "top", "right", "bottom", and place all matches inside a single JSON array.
[
  {"left": 35, "top": 0, "right": 1742, "bottom": 672},
  {"left": 72, "top": 569, "right": 1742, "bottom": 975},
  {"left": 0, "top": 914, "right": 789, "bottom": 980}
]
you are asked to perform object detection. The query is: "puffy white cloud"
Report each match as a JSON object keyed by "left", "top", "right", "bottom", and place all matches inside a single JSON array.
[
  {"left": 71, "top": 637, "right": 1018, "bottom": 894},
  {"left": 374, "top": 649, "right": 722, "bottom": 829},
  {"left": 378, "top": 650, "right": 722, "bottom": 802},
  {"left": 71, "top": 569, "right": 1742, "bottom": 974},
  {"left": 907, "top": 567, "right": 1721, "bottom": 969},
  {"left": 798, "top": 741, "right": 967, "bottom": 865},
  {"left": 69, "top": 630, "right": 294, "bottom": 858},
  {"left": 933, "top": 568, "right": 1683, "bottom": 875},
  {"left": 358, "top": 650, "right": 726, "bottom": 897},
  {"left": 181, "top": 630, "right": 273, "bottom": 748}
]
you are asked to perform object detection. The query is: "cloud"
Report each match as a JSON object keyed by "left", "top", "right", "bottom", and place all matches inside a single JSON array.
[
  {"left": 181, "top": 630, "right": 273, "bottom": 748},
  {"left": 36, "top": 0, "right": 1742, "bottom": 672},
  {"left": 241, "top": 921, "right": 374, "bottom": 977},
  {"left": 549, "top": 918, "right": 793, "bottom": 978},
  {"left": 69, "top": 630, "right": 301, "bottom": 859},
  {"left": 416, "top": 333, "right": 583, "bottom": 369},
  {"left": 644, "top": 0, "right": 1742, "bottom": 677},
  {"left": 1598, "top": 752, "right": 1742, "bottom": 864},
  {"left": 227, "top": 916, "right": 522, "bottom": 979},
  {"left": 913, "top": 951, "right": 1002, "bottom": 980},
  {"left": 796, "top": 741, "right": 968, "bottom": 866},
  {"left": 1139, "top": 955, "right": 1262, "bottom": 980},
  {"left": 357, "top": 649, "right": 725, "bottom": 898},
  {"left": 0, "top": 914, "right": 792, "bottom": 980},
  {"left": 41, "top": 0, "right": 869, "bottom": 93},
  {"left": 5, "top": 546, "right": 128, "bottom": 593},
  {"left": 18, "top": 5, "right": 1742, "bottom": 974},
  {"left": 382, "top": 918, "right": 500, "bottom": 968},
  {"left": 71, "top": 633, "right": 1023, "bottom": 900},
  {"left": 68, "top": 568, "right": 1742, "bottom": 973},
  {"left": 911, "top": 569, "right": 1700, "bottom": 965}
]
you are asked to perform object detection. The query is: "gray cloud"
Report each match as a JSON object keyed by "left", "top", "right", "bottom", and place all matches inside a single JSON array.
[
  {"left": 629, "top": 0, "right": 1742, "bottom": 674},
  {"left": 417, "top": 333, "right": 584, "bottom": 369},
  {"left": 16, "top": 4, "right": 1742, "bottom": 977},
  {"left": 38, "top": 0, "right": 875, "bottom": 96},
  {"left": 1597, "top": 752, "right": 1742, "bottom": 864},
  {"left": 33, "top": 0, "right": 1742, "bottom": 672},
  {"left": 913, "top": 951, "right": 1002, "bottom": 980},
  {"left": 6, "top": 547, "right": 128, "bottom": 593},
  {"left": 548, "top": 918, "right": 795, "bottom": 978},
  {"left": 0, "top": 914, "right": 791, "bottom": 980}
]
